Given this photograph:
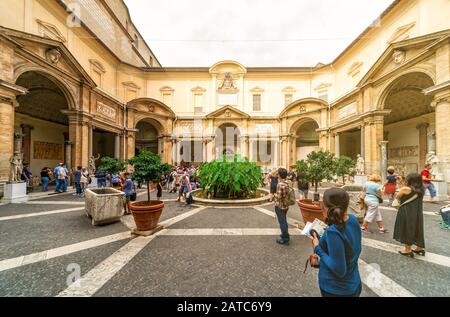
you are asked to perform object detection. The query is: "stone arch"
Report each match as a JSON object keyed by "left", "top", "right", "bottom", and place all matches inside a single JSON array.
[
  {"left": 14, "top": 65, "right": 78, "bottom": 110},
  {"left": 289, "top": 117, "right": 321, "bottom": 135},
  {"left": 215, "top": 122, "right": 242, "bottom": 156},
  {"left": 280, "top": 97, "right": 328, "bottom": 118},
  {"left": 377, "top": 68, "right": 436, "bottom": 111},
  {"left": 291, "top": 119, "right": 320, "bottom": 162},
  {"left": 134, "top": 118, "right": 163, "bottom": 157}
]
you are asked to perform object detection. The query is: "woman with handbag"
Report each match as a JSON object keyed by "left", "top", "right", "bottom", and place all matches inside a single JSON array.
[
  {"left": 310, "top": 188, "right": 362, "bottom": 297},
  {"left": 393, "top": 173, "right": 425, "bottom": 258},
  {"left": 361, "top": 174, "right": 388, "bottom": 234}
]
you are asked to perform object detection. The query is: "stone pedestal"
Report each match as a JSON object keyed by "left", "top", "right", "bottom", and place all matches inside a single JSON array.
[
  {"left": 354, "top": 175, "right": 368, "bottom": 186},
  {"left": 85, "top": 188, "right": 125, "bottom": 226},
  {"left": 2, "top": 182, "right": 28, "bottom": 204},
  {"left": 424, "top": 180, "right": 448, "bottom": 201}
]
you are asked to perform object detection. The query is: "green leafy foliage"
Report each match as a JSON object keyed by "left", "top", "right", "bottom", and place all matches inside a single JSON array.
[
  {"left": 127, "top": 150, "right": 171, "bottom": 202},
  {"left": 293, "top": 150, "right": 336, "bottom": 193},
  {"left": 334, "top": 155, "right": 355, "bottom": 185},
  {"left": 99, "top": 157, "right": 126, "bottom": 175},
  {"left": 198, "top": 155, "right": 262, "bottom": 199}
]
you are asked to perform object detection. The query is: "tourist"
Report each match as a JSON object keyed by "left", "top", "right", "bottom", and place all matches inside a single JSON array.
[
  {"left": 21, "top": 163, "right": 32, "bottom": 185},
  {"left": 121, "top": 173, "right": 134, "bottom": 214},
  {"left": 156, "top": 180, "right": 163, "bottom": 201},
  {"left": 310, "top": 188, "right": 362, "bottom": 297},
  {"left": 40, "top": 167, "right": 50, "bottom": 192},
  {"left": 361, "top": 175, "right": 388, "bottom": 234},
  {"left": 54, "top": 163, "right": 63, "bottom": 193},
  {"left": 170, "top": 171, "right": 180, "bottom": 194},
  {"left": 61, "top": 163, "right": 69, "bottom": 193},
  {"left": 54, "top": 163, "right": 67, "bottom": 193},
  {"left": 80, "top": 167, "right": 90, "bottom": 197},
  {"left": 95, "top": 169, "right": 107, "bottom": 188},
  {"left": 269, "top": 170, "right": 279, "bottom": 202},
  {"left": 383, "top": 166, "right": 398, "bottom": 206},
  {"left": 421, "top": 163, "right": 437, "bottom": 202},
  {"left": 73, "top": 166, "right": 82, "bottom": 196},
  {"left": 274, "top": 168, "right": 291, "bottom": 245},
  {"left": 297, "top": 171, "right": 310, "bottom": 200},
  {"left": 393, "top": 173, "right": 425, "bottom": 258},
  {"left": 178, "top": 173, "right": 191, "bottom": 203},
  {"left": 287, "top": 167, "right": 297, "bottom": 186}
]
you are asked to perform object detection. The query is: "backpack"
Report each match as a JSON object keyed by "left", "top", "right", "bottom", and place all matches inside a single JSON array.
[{"left": 281, "top": 183, "right": 296, "bottom": 207}]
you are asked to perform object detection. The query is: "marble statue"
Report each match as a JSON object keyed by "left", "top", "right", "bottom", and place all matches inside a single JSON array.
[
  {"left": 427, "top": 151, "right": 441, "bottom": 179},
  {"left": 355, "top": 154, "right": 365, "bottom": 175},
  {"left": 9, "top": 152, "right": 23, "bottom": 182},
  {"left": 89, "top": 154, "right": 101, "bottom": 174}
]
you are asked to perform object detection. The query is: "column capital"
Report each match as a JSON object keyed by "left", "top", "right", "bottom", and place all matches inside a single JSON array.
[
  {"left": 416, "top": 122, "right": 430, "bottom": 130},
  {"left": 0, "top": 80, "right": 27, "bottom": 106}
]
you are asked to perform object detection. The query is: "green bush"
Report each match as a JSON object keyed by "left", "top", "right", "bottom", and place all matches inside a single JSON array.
[
  {"left": 99, "top": 157, "right": 126, "bottom": 186},
  {"left": 127, "top": 150, "right": 171, "bottom": 202},
  {"left": 294, "top": 150, "right": 336, "bottom": 196},
  {"left": 198, "top": 155, "right": 262, "bottom": 199},
  {"left": 334, "top": 155, "right": 355, "bottom": 185}
]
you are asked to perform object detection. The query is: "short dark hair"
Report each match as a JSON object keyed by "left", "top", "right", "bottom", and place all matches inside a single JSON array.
[
  {"left": 77, "top": 166, "right": 82, "bottom": 170},
  {"left": 406, "top": 173, "right": 425, "bottom": 197},
  {"left": 278, "top": 168, "right": 288, "bottom": 179}
]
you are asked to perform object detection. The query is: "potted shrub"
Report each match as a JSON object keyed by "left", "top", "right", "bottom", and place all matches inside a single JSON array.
[
  {"left": 127, "top": 150, "right": 171, "bottom": 232},
  {"left": 334, "top": 155, "right": 355, "bottom": 185},
  {"left": 99, "top": 156, "right": 126, "bottom": 187},
  {"left": 294, "top": 151, "right": 336, "bottom": 223}
]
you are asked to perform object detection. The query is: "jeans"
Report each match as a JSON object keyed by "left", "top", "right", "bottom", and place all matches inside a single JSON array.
[
  {"left": 98, "top": 179, "right": 106, "bottom": 188},
  {"left": 55, "top": 178, "right": 61, "bottom": 192},
  {"left": 61, "top": 178, "right": 67, "bottom": 192},
  {"left": 440, "top": 209, "right": 450, "bottom": 226},
  {"left": 320, "top": 283, "right": 362, "bottom": 297},
  {"left": 275, "top": 206, "right": 290, "bottom": 242},
  {"left": 41, "top": 177, "right": 49, "bottom": 192},
  {"left": 424, "top": 183, "right": 436, "bottom": 198},
  {"left": 75, "top": 182, "right": 82, "bottom": 195}
]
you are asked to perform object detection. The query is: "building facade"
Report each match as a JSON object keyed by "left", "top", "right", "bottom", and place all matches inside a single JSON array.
[{"left": 1, "top": 0, "right": 450, "bottom": 195}]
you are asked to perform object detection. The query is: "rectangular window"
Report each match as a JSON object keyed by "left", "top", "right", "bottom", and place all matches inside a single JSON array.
[
  {"left": 253, "top": 94, "right": 261, "bottom": 111},
  {"left": 285, "top": 94, "right": 293, "bottom": 107}
]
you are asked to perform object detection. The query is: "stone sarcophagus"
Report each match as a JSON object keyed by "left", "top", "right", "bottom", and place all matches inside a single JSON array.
[{"left": 85, "top": 188, "right": 125, "bottom": 226}]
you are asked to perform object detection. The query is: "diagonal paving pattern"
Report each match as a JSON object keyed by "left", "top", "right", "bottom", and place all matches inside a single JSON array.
[{"left": 0, "top": 192, "right": 449, "bottom": 297}]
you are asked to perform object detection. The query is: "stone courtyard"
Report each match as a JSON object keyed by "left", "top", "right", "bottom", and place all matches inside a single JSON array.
[{"left": 0, "top": 189, "right": 449, "bottom": 297}]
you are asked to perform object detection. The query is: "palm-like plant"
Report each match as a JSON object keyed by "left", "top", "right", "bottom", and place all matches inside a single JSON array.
[{"left": 198, "top": 155, "right": 262, "bottom": 199}]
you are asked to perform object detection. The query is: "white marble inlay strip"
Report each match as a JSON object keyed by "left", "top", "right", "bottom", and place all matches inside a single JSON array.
[
  {"left": 0, "top": 232, "right": 132, "bottom": 273},
  {"left": 24, "top": 201, "right": 85, "bottom": 205},
  {"left": 362, "top": 237, "right": 450, "bottom": 268},
  {"left": 0, "top": 207, "right": 85, "bottom": 221},
  {"left": 56, "top": 206, "right": 207, "bottom": 297},
  {"left": 57, "top": 233, "right": 163, "bottom": 297},
  {"left": 161, "top": 228, "right": 302, "bottom": 236},
  {"left": 359, "top": 259, "right": 416, "bottom": 297}
]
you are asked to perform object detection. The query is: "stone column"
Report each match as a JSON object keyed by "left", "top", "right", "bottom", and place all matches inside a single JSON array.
[
  {"left": 88, "top": 124, "right": 93, "bottom": 159},
  {"left": 334, "top": 133, "right": 340, "bottom": 158},
  {"left": 176, "top": 141, "right": 181, "bottom": 165},
  {"left": 249, "top": 140, "right": 254, "bottom": 162},
  {"left": 65, "top": 140, "right": 73, "bottom": 170},
  {"left": 360, "top": 124, "right": 365, "bottom": 160},
  {"left": 114, "top": 134, "right": 120, "bottom": 159},
  {"left": 427, "top": 128, "right": 436, "bottom": 154},
  {"left": 432, "top": 93, "right": 450, "bottom": 182},
  {"left": 14, "top": 133, "right": 24, "bottom": 154},
  {"left": 20, "top": 124, "right": 33, "bottom": 164},
  {"left": 126, "top": 131, "right": 136, "bottom": 159},
  {"left": 273, "top": 140, "right": 279, "bottom": 168},
  {"left": 380, "top": 141, "right": 389, "bottom": 182},
  {"left": 0, "top": 98, "right": 15, "bottom": 183},
  {"left": 416, "top": 123, "right": 429, "bottom": 170}
]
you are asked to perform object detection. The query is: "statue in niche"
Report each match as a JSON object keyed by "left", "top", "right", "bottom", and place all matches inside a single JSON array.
[
  {"left": 355, "top": 154, "right": 365, "bottom": 175},
  {"left": 218, "top": 72, "right": 237, "bottom": 90},
  {"left": 9, "top": 152, "right": 23, "bottom": 183}
]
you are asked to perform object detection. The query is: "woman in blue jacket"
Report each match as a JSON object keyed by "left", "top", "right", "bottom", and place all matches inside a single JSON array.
[{"left": 310, "top": 188, "right": 362, "bottom": 297}]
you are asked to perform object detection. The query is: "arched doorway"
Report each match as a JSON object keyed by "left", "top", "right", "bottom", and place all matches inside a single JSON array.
[
  {"left": 383, "top": 72, "right": 435, "bottom": 176},
  {"left": 15, "top": 71, "right": 71, "bottom": 179},
  {"left": 135, "top": 120, "right": 160, "bottom": 156},
  {"left": 215, "top": 123, "right": 241, "bottom": 157},
  {"left": 295, "top": 120, "right": 320, "bottom": 161}
]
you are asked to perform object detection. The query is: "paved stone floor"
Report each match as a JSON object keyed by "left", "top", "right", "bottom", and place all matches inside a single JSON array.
[{"left": 0, "top": 189, "right": 449, "bottom": 297}]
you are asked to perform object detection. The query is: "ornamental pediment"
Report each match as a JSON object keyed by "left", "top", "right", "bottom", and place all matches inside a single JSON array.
[
  {"left": 206, "top": 105, "right": 250, "bottom": 119},
  {"left": 128, "top": 98, "right": 176, "bottom": 119}
]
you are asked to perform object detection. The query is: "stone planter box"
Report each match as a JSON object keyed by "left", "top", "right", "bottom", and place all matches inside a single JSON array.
[{"left": 85, "top": 188, "right": 125, "bottom": 226}]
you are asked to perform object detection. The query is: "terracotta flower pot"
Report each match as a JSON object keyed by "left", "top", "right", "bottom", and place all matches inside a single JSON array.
[
  {"left": 297, "top": 199, "right": 327, "bottom": 224},
  {"left": 129, "top": 200, "right": 164, "bottom": 231}
]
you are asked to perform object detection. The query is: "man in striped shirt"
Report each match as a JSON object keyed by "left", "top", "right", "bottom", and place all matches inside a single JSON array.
[{"left": 274, "top": 168, "right": 291, "bottom": 245}]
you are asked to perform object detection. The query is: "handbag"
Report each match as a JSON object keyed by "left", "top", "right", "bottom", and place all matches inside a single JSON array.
[{"left": 129, "top": 185, "right": 137, "bottom": 202}]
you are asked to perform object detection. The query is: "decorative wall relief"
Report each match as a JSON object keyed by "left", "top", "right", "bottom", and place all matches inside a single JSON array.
[
  {"left": 96, "top": 102, "right": 117, "bottom": 121},
  {"left": 33, "top": 141, "right": 63, "bottom": 160},
  {"left": 388, "top": 146, "right": 419, "bottom": 159}
]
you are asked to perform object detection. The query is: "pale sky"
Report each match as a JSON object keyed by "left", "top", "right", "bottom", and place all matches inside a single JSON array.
[{"left": 124, "top": 0, "right": 394, "bottom": 67}]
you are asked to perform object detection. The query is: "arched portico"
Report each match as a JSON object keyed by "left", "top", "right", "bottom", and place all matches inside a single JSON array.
[{"left": 127, "top": 98, "right": 175, "bottom": 163}]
